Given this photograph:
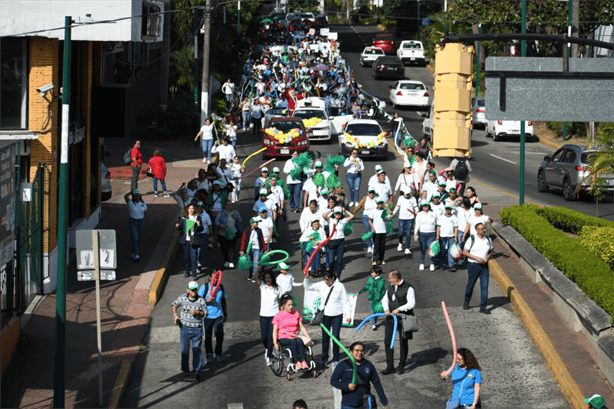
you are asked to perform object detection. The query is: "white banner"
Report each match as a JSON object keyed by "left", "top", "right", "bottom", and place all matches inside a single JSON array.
[{"left": 303, "top": 289, "right": 357, "bottom": 327}]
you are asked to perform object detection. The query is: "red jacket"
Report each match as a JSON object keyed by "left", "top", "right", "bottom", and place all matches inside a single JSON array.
[
  {"left": 148, "top": 156, "right": 166, "bottom": 180},
  {"left": 130, "top": 146, "right": 143, "bottom": 167}
]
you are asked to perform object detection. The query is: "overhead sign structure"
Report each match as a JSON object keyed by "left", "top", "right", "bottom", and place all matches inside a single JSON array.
[
  {"left": 75, "top": 229, "right": 117, "bottom": 281},
  {"left": 485, "top": 57, "right": 614, "bottom": 122}
]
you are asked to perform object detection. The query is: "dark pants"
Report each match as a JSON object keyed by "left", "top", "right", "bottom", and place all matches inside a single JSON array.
[
  {"left": 129, "top": 218, "right": 144, "bottom": 257},
  {"left": 219, "top": 235, "right": 238, "bottom": 263},
  {"left": 289, "top": 182, "right": 302, "bottom": 210},
  {"left": 322, "top": 314, "right": 343, "bottom": 363},
  {"left": 372, "top": 233, "right": 386, "bottom": 263},
  {"left": 260, "top": 315, "right": 274, "bottom": 356},
  {"left": 326, "top": 240, "right": 345, "bottom": 279},
  {"left": 252, "top": 117, "right": 262, "bottom": 134},
  {"left": 385, "top": 317, "right": 409, "bottom": 369},
  {"left": 183, "top": 241, "right": 199, "bottom": 277},
  {"left": 204, "top": 316, "right": 224, "bottom": 355},
  {"left": 180, "top": 325, "right": 203, "bottom": 373},
  {"left": 457, "top": 182, "right": 466, "bottom": 197},
  {"left": 465, "top": 263, "right": 490, "bottom": 309},
  {"left": 131, "top": 165, "right": 140, "bottom": 192},
  {"left": 279, "top": 337, "right": 306, "bottom": 362}
]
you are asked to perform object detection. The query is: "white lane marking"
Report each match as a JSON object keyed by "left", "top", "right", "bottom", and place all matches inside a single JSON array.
[
  {"left": 350, "top": 25, "right": 367, "bottom": 46},
  {"left": 228, "top": 404, "right": 244, "bottom": 409},
  {"left": 489, "top": 154, "right": 517, "bottom": 165},
  {"left": 416, "top": 112, "right": 426, "bottom": 117}
]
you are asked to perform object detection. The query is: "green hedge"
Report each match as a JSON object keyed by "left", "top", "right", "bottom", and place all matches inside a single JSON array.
[
  {"left": 579, "top": 227, "right": 614, "bottom": 266},
  {"left": 500, "top": 205, "right": 614, "bottom": 320},
  {"left": 534, "top": 206, "right": 614, "bottom": 234}
]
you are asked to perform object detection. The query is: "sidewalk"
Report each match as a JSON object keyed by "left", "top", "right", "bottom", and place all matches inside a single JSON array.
[{"left": 1, "top": 138, "right": 208, "bottom": 408}]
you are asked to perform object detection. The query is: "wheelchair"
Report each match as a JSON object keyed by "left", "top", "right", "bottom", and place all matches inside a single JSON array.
[
  {"left": 300, "top": 243, "right": 327, "bottom": 278},
  {"left": 269, "top": 342, "right": 317, "bottom": 380}
]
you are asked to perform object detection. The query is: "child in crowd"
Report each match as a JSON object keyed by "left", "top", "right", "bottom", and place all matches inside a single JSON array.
[{"left": 357, "top": 266, "right": 387, "bottom": 330}]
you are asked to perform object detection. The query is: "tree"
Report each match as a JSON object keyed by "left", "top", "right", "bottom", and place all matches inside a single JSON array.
[
  {"left": 170, "top": 45, "right": 195, "bottom": 89},
  {"left": 586, "top": 123, "right": 614, "bottom": 213}
]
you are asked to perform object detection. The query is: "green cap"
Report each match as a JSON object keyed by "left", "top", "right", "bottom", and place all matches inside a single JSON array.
[
  {"left": 584, "top": 395, "right": 605, "bottom": 409},
  {"left": 277, "top": 262, "right": 290, "bottom": 271}
]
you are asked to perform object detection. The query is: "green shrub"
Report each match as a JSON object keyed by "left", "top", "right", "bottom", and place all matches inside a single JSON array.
[
  {"left": 500, "top": 205, "right": 614, "bottom": 320},
  {"left": 579, "top": 227, "right": 614, "bottom": 266},
  {"left": 545, "top": 122, "right": 587, "bottom": 138},
  {"left": 534, "top": 206, "right": 614, "bottom": 234}
]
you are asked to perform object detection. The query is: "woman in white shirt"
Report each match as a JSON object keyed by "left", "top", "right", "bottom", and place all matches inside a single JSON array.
[
  {"left": 343, "top": 149, "right": 365, "bottom": 207},
  {"left": 393, "top": 187, "right": 418, "bottom": 255},
  {"left": 175, "top": 204, "right": 203, "bottom": 279},
  {"left": 414, "top": 201, "right": 438, "bottom": 271},
  {"left": 463, "top": 203, "right": 492, "bottom": 241},
  {"left": 300, "top": 219, "right": 327, "bottom": 275},
  {"left": 352, "top": 188, "right": 378, "bottom": 253},
  {"left": 224, "top": 120, "right": 238, "bottom": 149},
  {"left": 194, "top": 118, "right": 215, "bottom": 164},
  {"left": 229, "top": 156, "right": 244, "bottom": 203},
  {"left": 254, "top": 268, "right": 282, "bottom": 366},
  {"left": 322, "top": 206, "right": 355, "bottom": 280},
  {"left": 394, "top": 165, "right": 416, "bottom": 198},
  {"left": 283, "top": 151, "right": 303, "bottom": 213}
]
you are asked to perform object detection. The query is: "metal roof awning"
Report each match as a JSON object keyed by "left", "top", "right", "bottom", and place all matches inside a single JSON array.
[{"left": 0, "top": 131, "right": 40, "bottom": 140}]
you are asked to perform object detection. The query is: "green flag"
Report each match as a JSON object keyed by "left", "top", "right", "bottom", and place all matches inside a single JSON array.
[{"left": 185, "top": 219, "right": 196, "bottom": 234}]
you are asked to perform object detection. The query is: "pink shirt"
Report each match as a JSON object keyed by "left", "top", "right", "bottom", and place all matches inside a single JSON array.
[{"left": 272, "top": 310, "right": 302, "bottom": 339}]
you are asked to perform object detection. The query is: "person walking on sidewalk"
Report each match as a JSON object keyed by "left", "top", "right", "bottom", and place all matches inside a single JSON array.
[
  {"left": 414, "top": 200, "right": 438, "bottom": 271},
  {"left": 221, "top": 78, "right": 236, "bottom": 110},
  {"left": 283, "top": 151, "right": 303, "bottom": 213},
  {"left": 130, "top": 140, "right": 143, "bottom": 193},
  {"left": 343, "top": 149, "right": 364, "bottom": 208},
  {"left": 365, "top": 198, "right": 392, "bottom": 266},
  {"left": 437, "top": 204, "right": 459, "bottom": 272},
  {"left": 176, "top": 203, "right": 204, "bottom": 279},
  {"left": 124, "top": 190, "right": 150, "bottom": 262},
  {"left": 194, "top": 118, "right": 215, "bottom": 164},
  {"left": 254, "top": 267, "right": 282, "bottom": 366},
  {"left": 239, "top": 217, "right": 267, "bottom": 281},
  {"left": 198, "top": 271, "right": 228, "bottom": 364},
  {"left": 215, "top": 200, "right": 242, "bottom": 269},
  {"left": 440, "top": 348, "right": 483, "bottom": 409},
  {"left": 393, "top": 186, "right": 418, "bottom": 255},
  {"left": 463, "top": 223, "right": 494, "bottom": 314},
  {"left": 357, "top": 266, "right": 386, "bottom": 330},
  {"left": 148, "top": 149, "right": 169, "bottom": 197},
  {"left": 212, "top": 138, "right": 236, "bottom": 164},
  {"left": 172, "top": 281, "right": 208, "bottom": 381}
]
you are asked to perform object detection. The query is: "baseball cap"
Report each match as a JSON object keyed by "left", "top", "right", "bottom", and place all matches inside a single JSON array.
[
  {"left": 584, "top": 395, "right": 605, "bottom": 409},
  {"left": 375, "top": 198, "right": 384, "bottom": 203},
  {"left": 315, "top": 160, "right": 323, "bottom": 168},
  {"left": 377, "top": 169, "right": 385, "bottom": 175},
  {"left": 333, "top": 206, "right": 343, "bottom": 213},
  {"left": 196, "top": 201, "right": 204, "bottom": 207},
  {"left": 474, "top": 203, "right": 482, "bottom": 209},
  {"left": 262, "top": 167, "right": 269, "bottom": 172},
  {"left": 311, "top": 218, "right": 320, "bottom": 224},
  {"left": 421, "top": 201, "right": 430, "bottom": 207},
  {"left": 259, "top": 205, "right": 268, "bottom": 213},
  {"left": 249, "top": 217, "right": 260, "bottom": 224},
  {"left": 375, "top": 165, "right": 383, "bottom": 171},
  {"left": 321, "top": 188, "right": 329, "bottom": 194},
  {"left": 273, "top": 167, "right": 281, "bottom": 173},
  {"left": 449, "top": 187, "right": 457, "bottom": 193},
  {"left": 259, "top": 188, "right": 268, "bottom": 195},
  {"left": 132, "top": 189, "right": 141, "bottom": 195},
  {"left": 277, "top": 262, "right": 290, "bottom": 271},
  {"left": 433, "top": 192, "right": 441, "bottom": 198},
  {"left": 438, "top": 180, "right": 447, "bottom": 186},
  {"left": 368, "top": 187, "right": 375, "bottom": 193},
  {"left": 187, "top": 281, "right": 199, "bottom": 290},
  {"left": 444, "top": 204, "right": 453, "bottom": 209}
]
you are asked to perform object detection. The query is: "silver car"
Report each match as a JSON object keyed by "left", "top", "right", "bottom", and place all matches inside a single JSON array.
[
  {"left": 471, "top": 96, "right": 486, "bottom": 128},
  {"left": 101, "top": 163, "right": 112, "bottom": 201},
  {"left": 537, "top": 144, "right": 614, "bottom": 201}
]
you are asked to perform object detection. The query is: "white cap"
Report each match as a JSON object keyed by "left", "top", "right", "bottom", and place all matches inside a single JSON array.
[
  {"left": 259, "top": 188, "right": 268, "bottom": 195},
  {"left": 273, "top": 167, "right": 281, "bottom": 173},
  {"left": 375, "top": 165, "right": 383, "bottom": 171}
]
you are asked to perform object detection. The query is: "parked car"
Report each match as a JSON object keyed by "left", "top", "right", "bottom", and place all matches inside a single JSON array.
[
  {"left": 263, "top": 107, "right": 288, "bottom": 129},
  {"left": 396, "top": 40, "right": 425, "bottom": 66},
  {"left": 339, "top": 119, "right": 388, "bottom": 159},
  {"left": 389, "top": 80, "right": 429, "bottom": 109},
  {"left": 538, "top": 144, "right": 614, "bottom": 201},
  {"left": 299, "top": 12, "right": 315, "bottom": 22},
  {"left": 293, "top": 107, "right": 332, "bottom": 142},
  {"left": 372, "top": 33, "right": 395, "bottom": 54},
  {"left": 372, "top": 56, "right": 404, "bottom": 80},
  {"left": 486, "top": 120, "right": 533, "bottom": 141},
  {"left": 101, "top": 163, "right": 112, "bottom": 201},
  {"left": 263, "top": 117, "right": 311, "bottom": 158},
  {"left": 360, "top": 46, "right": 385, "bottom": 67},
  {"left": 472, "top": 96, "right": 486, "bottom": 128},
  {"left": 421, "top": 100, "right": 435, "bottom": 140}
]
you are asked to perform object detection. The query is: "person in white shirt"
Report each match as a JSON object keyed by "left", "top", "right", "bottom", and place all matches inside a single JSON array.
[
  {"left": 437, "top": 204, "right": 459, "bottom": 271},
  {"left": 268, "top": 176, "right": 285, "bottom": 218},
  {"left": 414, "top": 201, "right": 438, "bottom": 271},
  {"left": 254, "top": 267, "right": 282, "bottom": 365},
  {"left": 275, "top": 262, "right": 302, "bottom": 295},
  {"left": 421, "top": 171, "right": 439, "bottom": 202},
  {"left": 300, "top": 200, "right": 324, "bottom": 232},
  {"left": 394, "top": 166, "right": 416, "bottom": 198},
  {"left": 368, "top": 164, "right": 391, "bottom": 192},
  {"left": 317, "top": 188, "right": 331, "bottom": 212},
  {"left": 229, "top": 156, "right": 244, "bottom": 203},
  {"left": 393, "top": 187, "right": 418, "bottom": 255},
  {"left": 371, "top": 170, "right": 393, "bottom": 206},
  {"left": 431, "top": 192, "right": 445, "bottom": 219},
  {"left": 303, "top": 271, "right": 351, "bottom": 366},
  {"left": 365, "top": 198, "right": 392, "bottom": 265},
  {"left": 212, "top": 138, "right": 236, "bottom": 164},
  {"left": 221, "top": 78, "right": 236, "bottom": 109},
  {"left": 299, "top": 219, "right": 327, "bottom": 275},
  {"left": 352, "top": 188, "right": 378, "bottom": 253},
  {"left": 217, "top": 159, "right": 234, "bottom": 188},
  {"left": 253, "top": 189, "right": 277, "bottom": 223},
  {"left": 283, "top": 151, "right": 303, "bottom": 212},
  {"left": 463, "top": 203, "right": 493, "bottom": 242},
  {"left": 224, "top": 121, "right": 238, "bottom": 149},
  {"left": 258, "top": 207, "right": 274, "bottom": 250},
  {"left": 124, "top": 189, "right": 150, "bottom": 261},
  {"left": 194, "top": 118, "right": 215, "bottom": 164},
  {"left": 322, "top": 206, "right": 355, "bottom": 279},
  {"left": 462, "top": 222, "right": 494, "bottom": 314},
  {"left": 343, "top": 149, "right": 365, "bottom": 207}
]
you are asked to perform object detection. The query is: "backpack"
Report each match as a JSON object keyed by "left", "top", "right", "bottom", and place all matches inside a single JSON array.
[
  {"left": 454, "top": 159, "right": 468, "bottom": 180},
  {"left": 467, "top": 234, "right": 492, "bottom": 252},
  {"left": 124, "top": 147, "right": 133, "bottom": 165}
]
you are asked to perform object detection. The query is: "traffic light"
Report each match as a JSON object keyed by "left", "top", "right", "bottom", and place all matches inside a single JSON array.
[{"left": 432, "top": 42, "right": 474, "bottom": 158}]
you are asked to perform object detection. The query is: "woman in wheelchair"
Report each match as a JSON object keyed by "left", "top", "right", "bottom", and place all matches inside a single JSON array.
[
  {"left": 272, "top": 294, "right": 312, "bottom": 371},
  {"left": 300, "top": 219, "right": 327, "bottom": 276}
]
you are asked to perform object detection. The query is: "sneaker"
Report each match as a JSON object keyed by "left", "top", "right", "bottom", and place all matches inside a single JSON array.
[
  {"left": 397, "top": 243, "right": 403, "bottom": 252},
  {"left": 381, "top": 260, "right": 386, "bottom": 265},
  {"left": 331, "top": 361, "right": 338, "bottom": 368},
  {"left": 208, "top": 243, "right": 214, "bottom": 250},
  {"left": 372, "top": 325, "right": 377, "bottom": 331},
  {"left": 479, "top": 308, "right": 491, "bottom": 315},
  {"left": 405, "top": 248, "right": 411, "bottom": 255},
  {"left": 250, "top": 278, "right": 256, "bottom": 283},
  {"left": 135, "top": 255, "right": 140, "bottom": 262},
  {"left": 228, "top": 263, "right": 235, "bottom": 269},
  {"left": 372, "top": 261, "right": 378, "bottom": 266},
  {"left": 216, "top": 354, "right": 225, "bottom": 362},
  {"left": 223, "top": 261, "right": 230, "bottom": 268},
  {"left": 183, "top": 371, "right": 191, "bottom": 377},
  {"left": 265, "top": 351, "right": 271, "bottom": 366},
  {"left": 367, "top": 247, "right": 373, "bottom": 254},
  {"left": 184, "top": 272, "right": 190, "bottom": 278},
  {"left": 154, "top": 192, "right": 158, "bottom": 197},
  {"left": 419, "top": 264, "right": 424, "bottom": 270},
  {"left": 164, "top": 192, "right": 170, "bottom": 198},
  {"left": 130, "top": 253, "right": 136, "bottom": 260},
  {"left": 349, "top": 202, "right": 354, "bottom": 208},
  {"left": 245, "top": 277, "right": 252, "bottom": 281},
  {"left": 206, "top": 354, "right": 213, "bottom": 364},
  {"left": 450, "top": 266, "right": 457, "bottom": 272},
  {"left": 194, "top": 372, "right": 201, "bottom": 381},
  {"left": 429, "top": 264, "right": 435, "bottom": 271},
  {"left": 463, "top": 301, "right": 469, "bottom": 310},
  {"left": 202, "top": 158, "right": 207, "bottom": 163}
]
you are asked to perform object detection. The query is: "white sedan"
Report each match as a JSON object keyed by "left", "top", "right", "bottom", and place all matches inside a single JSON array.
[
  {"left": 360, "top": 47, "right": 385, "bottom": 67},
  {"left": 389, "top": 80, "right": 429, "bottom": 109}
]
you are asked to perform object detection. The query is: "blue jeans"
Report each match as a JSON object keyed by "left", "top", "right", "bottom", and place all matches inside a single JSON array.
[
  {"left": 260, "top": 315, "right": 274, "bottom": 356},
  {"left": 197, "top": 233, "right": 209, "bottom": 267},
  {"left": 153, "top": 178, "right": 167, "bottom": 193},
  {"left": 322, "top": 314, "right": 343, "bottom": 363},
  {"left": 398, "top": 219, "right": 414, "bottom": 248},
  {"left": 440, "top": 236, "right": 456, "bottom": 268},
  {"left": 362, "top": 215, "right": 373, "bottom": 248},
  {"left": 289, "top": 182, "right": 302, "bottom": 210},
  {"left": 279, "top": 338, "right": 306, "bottom": 362},
  {"left": 230, "top": 139, "right": 236, "bottom": 150},
  {"left": 465, "top": 263, "right": 490, "bottom": 309},
  {"left": 225, "top": 94, "right": 233, "bottom": 107},
  {"left": 304, "top": 242, "right": 322, "bottom": 270},
  {"left": 129, "top": 218, "right": 144, "bottom": 257},
  {"left": 184, "top": 241, "right": 199, "bottom": 276},
  {"left": 418, "top": 232, "right": 436, "bottom": 264},
  {"left": 369, "top": 302, "right": 377, "bottom": 326},
  {"left": 345, "top": 172, "right": 362, "bottom": 203},
  {"left": 326, "top": 239, "right": 345, "bottom": 279},
  {"left": 202, "top": 139, "right": 213, "bottom": 161},
  {"left": 457, "top": 230, "right": 466, "bottom": 265},
  {"left": 180, "top": 325, "right": 203, "bottom": 373},
  {"left": 395, "top": 130, "right": 403, "bottom": 146},
  {"left": 249, "top": 248, "right": 261, "bottom": 278},
  {"left": 242, "top": 110, "right": 251, "bottom": 128}
]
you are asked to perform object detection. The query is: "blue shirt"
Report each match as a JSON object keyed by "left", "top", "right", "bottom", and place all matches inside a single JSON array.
[
  {"left": 450, "top": 364, "right": 482, "bottom": 406},
  {"left": 198, "top": 283, "right": 227, "bottom": 319}
]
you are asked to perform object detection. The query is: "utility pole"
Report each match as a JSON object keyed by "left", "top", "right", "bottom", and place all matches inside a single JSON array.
[
  {"left": 563, "top": 0, "right": 573, "bottom": 141},
  {"left": 519, "top": 0, "right": 527, "bottom": 206},
  {"left": 54, "top": 14, "right": 72, "bottom": 409},
  {"left": 194, "top": 8, "right": 199, "bottom": 110},
  {"left": 571, "top": 0, "right": 580, "bottom": 58},
  {"left": 444, "top": 0, "right": 448, "bottom": 35},
  {"left": 346, "top": 0, "right": 350, "bottom": 25},
  {"left": 201, "top": 0, "right": 211, "bottom": 125},
  {"left": 223, "top": 6, "right": 227, "bottom": 63},
  {"left": 237, "top": 1, "right": 240, "bottom": 35},
  {"left": 475, "top": 24, "right": 481, "bottom": 98}
]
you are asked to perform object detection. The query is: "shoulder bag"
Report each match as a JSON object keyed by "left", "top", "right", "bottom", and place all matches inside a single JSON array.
[
  {"left": 311, "top": 285, "right": 334, "bottom": 326},
  {"left": 359, "top": 366, "right": 378, "bottom": 409},
  {"left": 445, "top": 370, "right": 470, "bottom": 409}
]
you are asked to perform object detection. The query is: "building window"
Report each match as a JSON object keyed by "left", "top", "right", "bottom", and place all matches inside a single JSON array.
[{"left": 0, "top": 38, "right": 28, "bottom": 129}]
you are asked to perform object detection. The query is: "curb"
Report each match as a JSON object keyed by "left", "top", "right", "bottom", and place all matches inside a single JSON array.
[
  {"left": 148, "top": 230, "right": 181, "bottom": 306},
  {"left": 108, "top": 360, "right": 132, "bottom": 409},
  {"left": 535, "top": 135, "right": 563, "bottom": 151},
  {"left": 488, "top": 259, "right": 586, "bottom": 409}
]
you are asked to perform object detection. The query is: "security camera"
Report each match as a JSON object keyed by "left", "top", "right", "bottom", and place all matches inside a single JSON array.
[{"left": 37, "top": 84, "right": 54, "bottom": 97}]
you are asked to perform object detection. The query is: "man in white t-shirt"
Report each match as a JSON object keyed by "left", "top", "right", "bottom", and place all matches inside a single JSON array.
[
  {"left": 462, "top": 222, "right": 494, "bottom": 315},
  {"left": 258, "top": 207, "right": 274, "bottom": 250},
  {"left": 370, "top": 170, "right": 393, "bottom": 205},
  {"left": 221, "top": 78, "right": 235, "bottom": 108},
  {"left": 368, "top": 164, "right": 391, "bottom": 192},
  {"left": 365, "top": 198, "right": 392, "bottom": 265},
  {"left": 253, "top": 189, "right": 276, "bottom": 223},
  {"left": 212, "top": 138, "right": 236, "bottom": 163},
  {"left": 436, "top": 204, "right": 458, "bottom": 271}
]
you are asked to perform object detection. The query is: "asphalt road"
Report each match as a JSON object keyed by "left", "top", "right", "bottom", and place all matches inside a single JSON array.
[{"left": 123, "top": 25, "right": 570, "bottom": 409}]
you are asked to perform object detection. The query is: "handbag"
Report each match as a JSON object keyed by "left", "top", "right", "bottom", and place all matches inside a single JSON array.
[
  {"left": 445, "top": 370, "right": 469, "bottom": 409},
  {"left": 401, "top": 314, "right": 419, "bottom": 333},
  {"left": 146, "top": 166, "right": 153, "bottom": 177},
  {"left": 310, "top": 285, "right": 334, "bottom": 326},
  {"left": 298, "top": 332, "right": 314, "bottom": 347},
  {"left": 360, "top": 383, "right": 377, "bottom": 409},
  {"left": 190, "top": 234, "right": 202, "bottom": 248}
]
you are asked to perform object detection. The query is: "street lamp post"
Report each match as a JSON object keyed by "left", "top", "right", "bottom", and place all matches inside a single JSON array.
[{"left": 519, "top": 0, "right": 527, "bottom": 206}]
